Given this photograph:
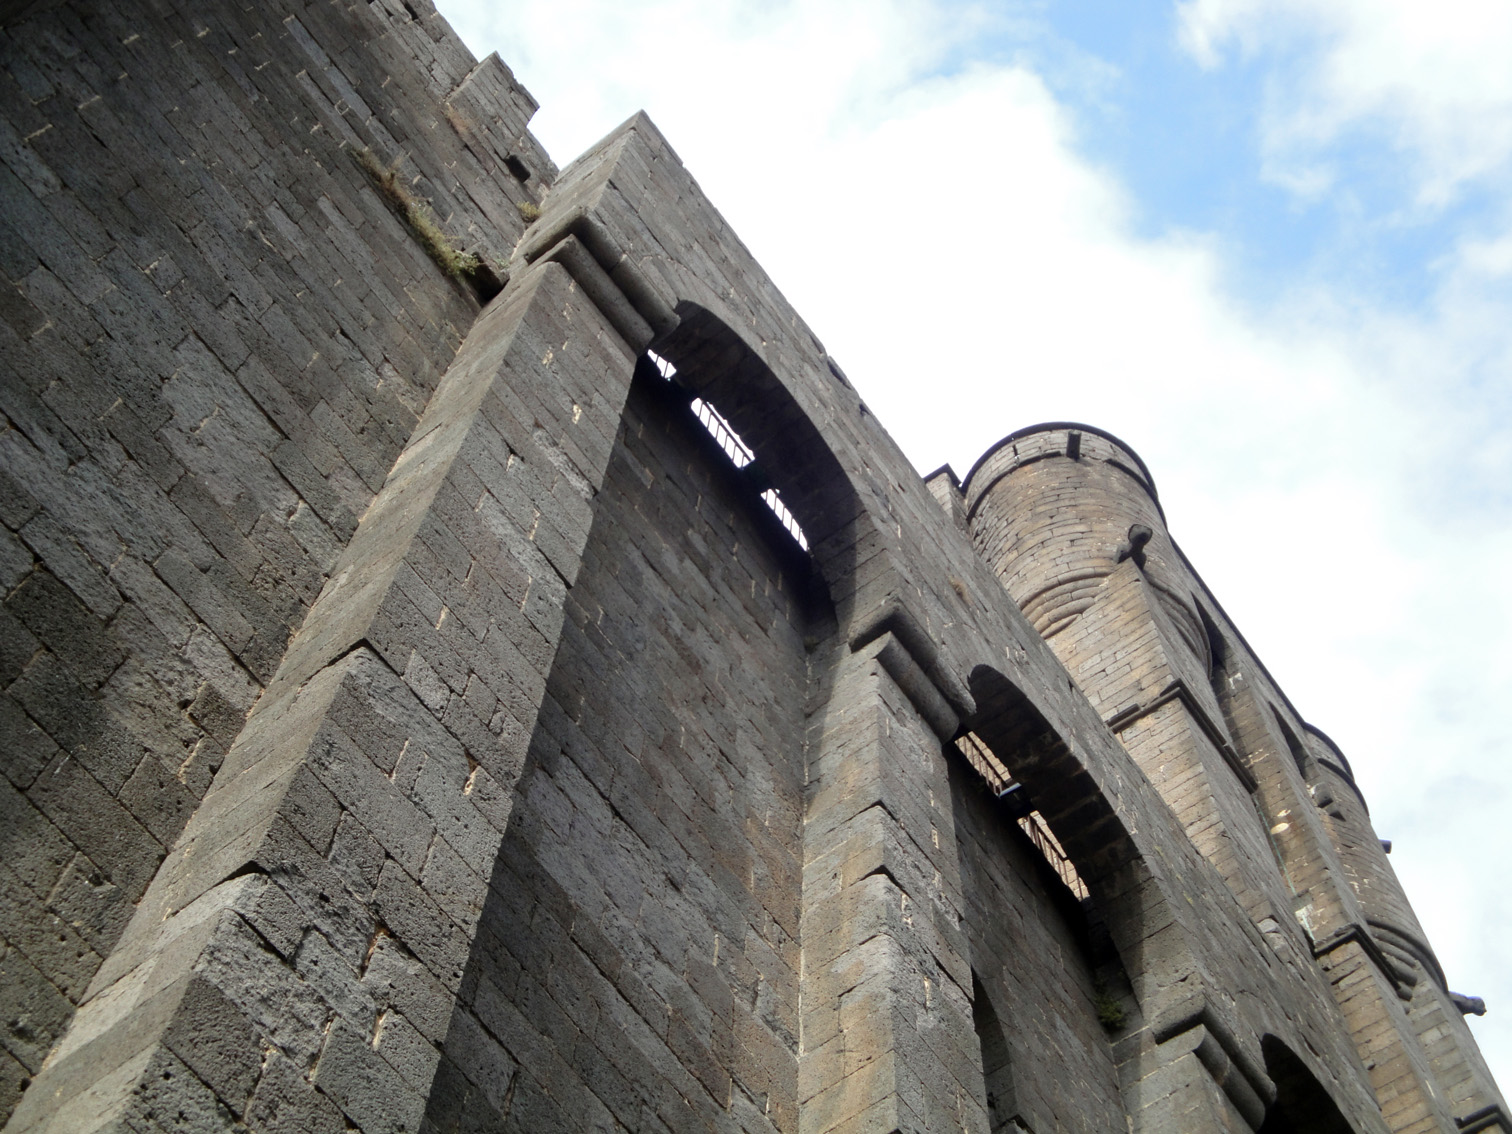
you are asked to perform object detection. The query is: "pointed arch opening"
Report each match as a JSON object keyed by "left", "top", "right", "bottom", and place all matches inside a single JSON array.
[
  {"left": 971, "top": 973, "right": 1023, "bottom": 1134},
  {"left": 642, "top": 349, "right": 810, "bottom": 550},
  {"left": 964, "top": 665, "right": 1201, "bottom": 1029},
  {"left": 648, "top": 302, "right": 867, "bottom": 616},
  {"left": 1257, "top": 1036, "right": 1357, "bottom": 1134}
]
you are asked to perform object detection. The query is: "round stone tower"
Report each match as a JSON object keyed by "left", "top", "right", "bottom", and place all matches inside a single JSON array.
[
  {"left": 964, "top": 421, "right": 1443, "bottom": 985},
  {"left": 1303, "top": 727, "right": 1442, "bottom": 982},
  {"left": 962, "top": 423, "right": 1207, "bottom": 664}
]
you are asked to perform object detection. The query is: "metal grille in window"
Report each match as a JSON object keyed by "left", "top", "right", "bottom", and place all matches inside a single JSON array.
[
  {"left": 957, "top": 732, "right": 1089, "bottom": 901},
  {"left": 647, "top": 352, "right": 809, "bottom": 551}
]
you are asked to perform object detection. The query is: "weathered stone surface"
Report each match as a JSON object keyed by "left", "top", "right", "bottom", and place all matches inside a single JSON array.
[{"left": 0, "top": 2, "right": 1503, "bottom": 1133}]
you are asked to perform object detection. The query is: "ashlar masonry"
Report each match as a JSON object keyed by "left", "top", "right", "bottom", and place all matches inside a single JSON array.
[{"left": 0, "top": 1, "right": 1503, "bottom": 1131}]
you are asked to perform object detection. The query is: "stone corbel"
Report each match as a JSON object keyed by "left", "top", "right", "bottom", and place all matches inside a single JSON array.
[
  {"left": 873, "top": 634, "right": 959, "bottom": 741},
  {"left": 1152, "top": 1005, "right": 1275, "bottom": 1130},
  {"left": 514, "top": 201, "right": 678, "bottom": 345},
  {"left": 1456, "top": 1103, "right": 1510, "bottom": 1133},
  {"left": 531, "top": 233, "right": 654, "bottom": 349},
  {"left": 849, "top": 594, "right": 974, "bottom": 740},
  {"left": 1313, "top": 923, "right": 1419, "bottom": 998}
]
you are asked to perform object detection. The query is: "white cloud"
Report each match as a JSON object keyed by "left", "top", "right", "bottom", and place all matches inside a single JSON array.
[
  {"left": 441, "top": 0, "right": 1512, "bottom": 1091},
  {"left": 1176, "top": 0, "right": 1512, "bottom": 206}
]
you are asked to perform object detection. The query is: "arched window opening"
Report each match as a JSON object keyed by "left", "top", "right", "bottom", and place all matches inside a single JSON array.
[
  {"left": 1271, "top": 707, "right": 1313, "bottom": 781},
  {"left": 957, "top": 732, "right": 1089, "bottom": 901},
  {"left": 1194, "top": 611, "right": 1297, "bottom": 884},
  {"left": 1273, "top": 710, "right": 1352, "bottom": 826},
  {"left": 645, "top": 350, "right": 809, "bottom": 551},
  {"left": 1197, "top": 601, "right": 1227, "bottom": 681},
  {"left": 1257, "top": 1036, "right": 1355, "bottom": 1134},
  {"left": 972, "top": 973, "right": 1024, "bottom": 1133},
  {"left": 967, "top": 666, "right": 1201, "bottom": 1051}
]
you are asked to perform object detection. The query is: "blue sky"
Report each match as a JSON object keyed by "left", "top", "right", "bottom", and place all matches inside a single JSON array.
[
  {"left": 438, "top": 0, "right": 1512, "bottom": 1095},
  {"left": 1032, "top": 0, "right": 1510, "bottom": 313},
  {"left": 1042, "top": 2, "right": 1367, "bottom": 295}
]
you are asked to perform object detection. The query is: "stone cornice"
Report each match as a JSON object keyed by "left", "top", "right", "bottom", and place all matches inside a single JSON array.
[{"left": 1105, "top": 678, "right": 1257, "bottom": 792}]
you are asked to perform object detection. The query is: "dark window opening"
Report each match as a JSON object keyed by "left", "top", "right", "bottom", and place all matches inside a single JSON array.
[
  {"left": 1258, "top": 1036, "right": 1356, "bottom": 1134},
  {"left": 1273, "top": 707, "right": 1347, "bottom": 824},
  {"left": 1197, "top": 601, "right": 1227, "bottom": 678},
  {"left": 1272, "top": 708, "right": 1314, "bottom": 781},
  {"left": 972, "top": 973, "right": 1023, "bottom": 1133}
]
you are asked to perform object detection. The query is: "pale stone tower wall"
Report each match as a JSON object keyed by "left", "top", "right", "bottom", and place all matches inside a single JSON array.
[{"left": 960, "top": 422, "right": 1505, "bottom": 1134}]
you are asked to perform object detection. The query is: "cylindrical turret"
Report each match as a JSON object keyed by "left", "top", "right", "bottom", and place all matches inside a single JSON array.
[
  {"left": 1303, "top": 727, "right": 1443, "bottom": 985},
  {"left": 1303, "top": 729, "right": 1507, "bottom": 1125},
  {"left": 963, "top": 425, "right": 1504, "bottom": 1128},
  {"left": 963, "top": 421, "right": 1309, "bottom": 938},
  {"left": 963, "top": 423, "right": 1207, "bottom": 663}
]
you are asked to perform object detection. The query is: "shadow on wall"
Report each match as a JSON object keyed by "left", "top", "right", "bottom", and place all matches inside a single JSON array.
[
  {"left": 652, "top": 302, "right": 858, "bottom": 616},
  {"left": 418, "top": 365, "right": 825, "bottom": 1131},
  {"left": 972, "top": 971, "right": 1024, "bottom": 1134},
  {"left": 965, "top": 664, "right": 1177, "bottom": 1028}
]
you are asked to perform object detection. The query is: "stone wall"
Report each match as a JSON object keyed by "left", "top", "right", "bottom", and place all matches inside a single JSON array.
[
  {"left": 0, "top": 0, "right": 552, "bottom": 1116},
  {"left": 0, "top": 1, "right": 1504, "bottom": 1132},
  {"left": 424, "top": 372, "right": 814, "bottom": 1132},
  {"left": 960, "top": 423, "right": 1505, "bottom": 1134},
  {"left": 950, "top": 755, "right": 1126, "bottom": 1133}
]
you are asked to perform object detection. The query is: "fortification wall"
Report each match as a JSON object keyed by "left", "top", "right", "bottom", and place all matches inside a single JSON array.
[
  {"left": 0, "top": 1, "right": 1503, "bottom": 1132},
  {"left": 425, "top": 371, "right": 814, "bottom": 1132},
  {"left": 949, "top": 756, "right": 1126, "bottom": 1133},
  {"left": 0, "top": 0, "right": 557, "bottom": 1112},
  {"left": 958, "top": 423, "right": 1505, "bottom": 1133}
]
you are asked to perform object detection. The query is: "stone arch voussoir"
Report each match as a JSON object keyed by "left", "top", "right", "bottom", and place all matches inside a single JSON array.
[
  {"left": 652, "top": 301, "right": 876, "bottom": 615},
  {"left": 966, "top": 664, "right": 1202, "bottom": 1026}
]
